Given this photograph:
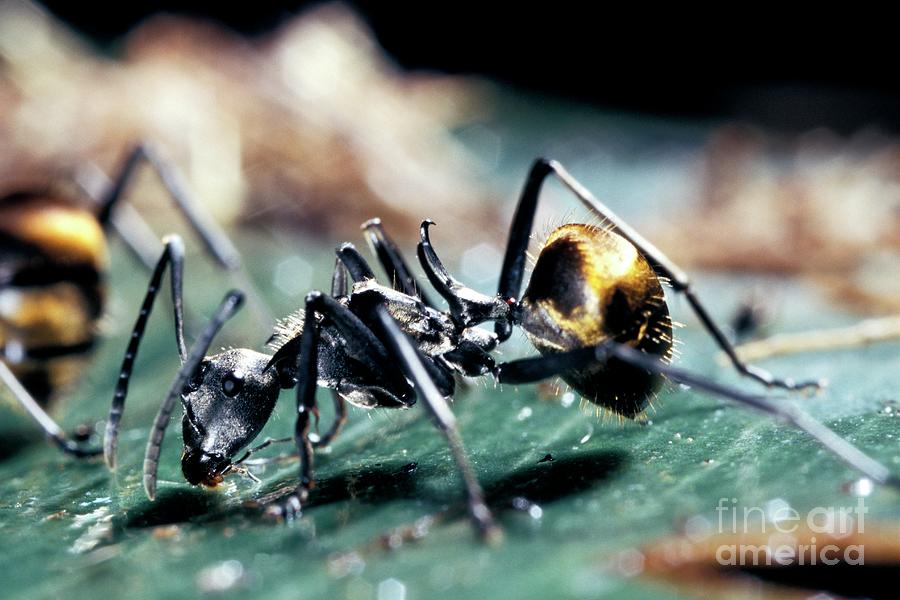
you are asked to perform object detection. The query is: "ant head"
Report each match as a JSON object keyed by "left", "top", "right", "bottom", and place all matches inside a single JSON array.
[{"left": 180, "top": 348, "right": 279, "bottom": 486}]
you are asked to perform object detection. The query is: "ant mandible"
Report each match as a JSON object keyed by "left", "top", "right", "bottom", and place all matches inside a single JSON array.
[{"left": 103, "top": 158, "right": 895, "bottom": 541}]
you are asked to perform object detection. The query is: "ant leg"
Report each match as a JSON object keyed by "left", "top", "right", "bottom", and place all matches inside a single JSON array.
[
  {"left": 336, "top": 243, "right": 457, "bottom": 396},
  {"left": 371, "top": 304, "right": 501, "bottom": 542},
  {"left": 265, "top": 290, "right": 415, "bottom": 520},
  {"left": 236, "top": 395, "right": 346, "bottom": 458},
  {"left": 287, "top": 254, "right": 354, "bottom": 449},
  {"left": 291, "top": 259, "right": 354, "bottom": 449},
  {"left": 362, "top": 218, "right": 436, "bottom": 307},
  {"left": 495, "top": 159, "right": 556, "bottom": 340},
  {"left": 0, "top": 361, "right": 101, "bottom": 457},
  {"left": 314, "top": 392, "right": 348, "bottom": 449},
  {"left": 495, "top": 342, "right": 894, "bottom": 487},
  {"left": 143, "top": 290, "right": 244, "bottom": 499},
  {"left": 95, "top": 144, "right": 239, "bottom": 268},
  {"left": 494, "top": 346, "right": 597, "bottom": 385},
  {"left": 265, "top": 298, "right": 319, "bottom": 520},
  {"left": 604, "top": 343, "right": 895, "bottom": 486},
  {"left": 416, "top": 221, "right": 508, "bottom": 329},
  {"left": 267, "top": 292, "right": 385, "bottom": 519},
  {"left": 268, "top": 291, "right": 400, "bottom": 385},
  {"left": 104, "top": 235, "right": 189, "bottom": 469},
  {"left": 89, "top": 143, "right": 273, "bottom": 327},
  {"left": 496, "top": 158, "right": 822, "bottom": 392}
]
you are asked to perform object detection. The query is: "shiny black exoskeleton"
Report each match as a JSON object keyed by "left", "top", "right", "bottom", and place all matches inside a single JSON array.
[{"left": 103, "top": 158, "right": 894, "bottom": 541}]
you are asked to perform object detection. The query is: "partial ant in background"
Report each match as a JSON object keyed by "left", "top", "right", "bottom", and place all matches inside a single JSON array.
[
  {"left": 0, "top": 144, "right": 264, "bottom": 457},
  {"left": 103, "top": 158, "right": 895, "bottom": 540}
]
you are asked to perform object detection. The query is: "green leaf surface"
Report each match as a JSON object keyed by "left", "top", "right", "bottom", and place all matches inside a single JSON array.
[{"left": 2, "top": 97, "right": 898, "bottom": 600}]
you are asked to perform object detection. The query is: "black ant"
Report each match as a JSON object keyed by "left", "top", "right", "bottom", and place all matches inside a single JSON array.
[
  {"left": 103, "top": 158, "right": 895, "bottom": 541},
  {"left": 0, "top": 144, "right": 264, "bottom": 457}
]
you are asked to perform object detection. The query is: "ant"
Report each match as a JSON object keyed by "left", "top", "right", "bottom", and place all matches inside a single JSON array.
[
  {"left": 0, "top": 143, "right": 265, "bottom": 457},
  {"left": 103, "top": 158, "right": 896, "bottom": 541}
]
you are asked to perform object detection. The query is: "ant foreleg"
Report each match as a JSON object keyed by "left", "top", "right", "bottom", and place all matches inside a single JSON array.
[
  {"left": 266, "top": 290, "right": 411, "bottom": 521},
  {"left": 495, "top": 158, "right": 822, "bottom": 392},
  {"left": 279, "top": 301, "right": 319, "bottom": 520}
]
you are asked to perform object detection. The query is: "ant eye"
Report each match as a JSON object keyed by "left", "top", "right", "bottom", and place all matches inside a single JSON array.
[{"left": 222, "top": 369, "right": 245, "bottom": 397}]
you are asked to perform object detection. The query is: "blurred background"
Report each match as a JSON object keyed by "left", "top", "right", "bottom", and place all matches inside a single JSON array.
[
  {"left": 26, "top": 1, "right": 900, "bottom": 134},
  {"left": 3, "top": 0, "right": 898, "bottom": 316},
  {"left": 21, "top": 1, "right": 900, "bottom": 133}
]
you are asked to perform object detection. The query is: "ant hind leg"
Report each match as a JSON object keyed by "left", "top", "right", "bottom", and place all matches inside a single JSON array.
[
  {"left": 495, "top": 158, "right": 822, "bottom": 392},
  {"left": 495, "top": 341, "right": 894, "bottom": 487}
]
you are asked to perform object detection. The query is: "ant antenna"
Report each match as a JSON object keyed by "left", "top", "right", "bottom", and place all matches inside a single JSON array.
[
  {"left": 143, "top": 290, "right": 244, "bottom": 500},
  {"left": 104, "top": 235, "right": 187, "bottom": 469}
]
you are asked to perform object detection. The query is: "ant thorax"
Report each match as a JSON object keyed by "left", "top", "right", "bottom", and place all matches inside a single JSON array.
[{"left": 268, "top": 278, "right": 499, "bottom": 401}]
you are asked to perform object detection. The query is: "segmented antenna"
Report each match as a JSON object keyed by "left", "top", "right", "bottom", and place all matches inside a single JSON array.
[
  {"left": 143, "top": 290, "right": 244, "bottom": 500},
  {"left": 104, "top": 235, "right": 187, "bottom": 469}
]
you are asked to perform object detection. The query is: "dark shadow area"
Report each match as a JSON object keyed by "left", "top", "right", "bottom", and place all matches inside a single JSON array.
[
  {"left": 125, "top": 460, "right": 421, "bottom": 528},
  {"left": 122, "top": 449, "right": 625, "bottom": 528},
  {"left": 255, "top": 460, "right": 422, "bottom": 510},
  {"left": 485, "top": 450, "right": 626, "bottom": 508},
  {"left": 303, "top": 460, "right": 420, "bottom": 509},
  {"left": 733, "top": 563, "right": 899, "bottom": 599},
  {"left": 0, "top": 428, "right": 39, "bottom": 461},
  {"left": 124, "top": 487, "right": 224, "bottom": 528}
]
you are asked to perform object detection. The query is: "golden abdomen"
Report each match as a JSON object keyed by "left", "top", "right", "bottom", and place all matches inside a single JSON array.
[
  {"left": 0, "top": 193, "right": 106, "bottom": 404},
  {"left": 519, "top": 224, "right": 673, "bottom": 418}
]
